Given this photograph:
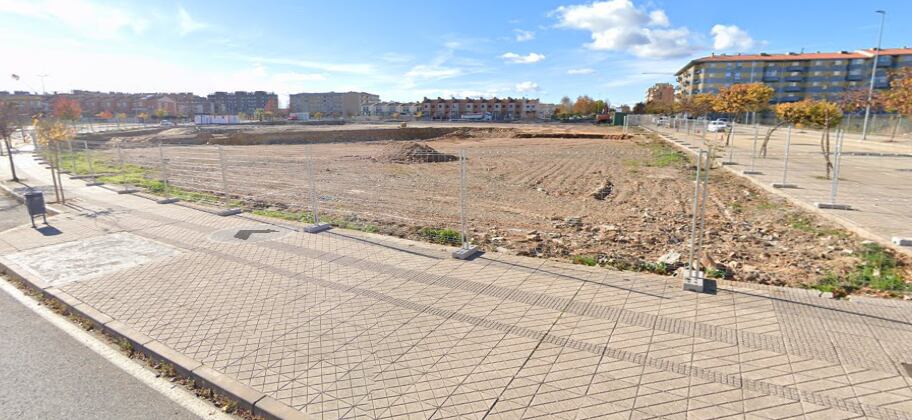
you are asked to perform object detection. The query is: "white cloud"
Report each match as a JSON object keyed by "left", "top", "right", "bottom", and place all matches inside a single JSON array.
[
  {"left": 711, "top": 24, "right": 757, "bottom": 51},
  {"left": 553, "top": 0, "right": 699, "bottom": 58},
  {"left": 272, "top": 72, "right": 327, "bottom": 82},
  {"left": 567, "top": 68, "right": 595, "bottom": 75},
  {"left": 0, "top": 0, "right": 147, "bottom": 39},
  {"left": 178, "top": 6, "right": 209, "bottom": 36},
  {"left": 514, "top": 29, "right": 535, "bottom": 42},
  {"left": 515, "top": 81, "right": 540, "bottom": 93},
  {"left": 500, "top": 52, "right": 546, "bottom": 64},
  {"left": 237, "top": 56, "right": 374, "bottom": 74},
  {"left": 404, "top": 65, "right": 462, "bottom": 81}
]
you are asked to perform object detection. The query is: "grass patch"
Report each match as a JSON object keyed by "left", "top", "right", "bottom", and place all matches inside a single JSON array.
[
  {"left": 645, "top": 142, "right": 686, "bottom": 168},
  {"left": 786, "top": 215, "right": 849, "bottom": 238},
  {"left": 251, "top": 208, "right": 380, "bottom": 233},
  {"left": 814, "top": 243, "right": 910, "bottom": 296},
  {"left": 251, "top": 209, "right": 315, "bottom": 224},
  {"left": 572, "top": 255, "right": 598, "bottom": 266},
  {"left": 419, "top": 227, "right": 461, "bottom": 245}
]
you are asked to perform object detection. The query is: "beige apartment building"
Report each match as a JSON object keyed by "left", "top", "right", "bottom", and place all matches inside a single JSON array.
[
  {"left": 645, "top": 83, "right": 674, "bottom": 105},
  {"left": 289, "top": 91, "right": 379, "bottom": 117},
  {"left": 420, "top": 97, "right": 540, "bottom": 120},
  {"left": 676, "top": 48, "right": 912, "bottom": 103}
]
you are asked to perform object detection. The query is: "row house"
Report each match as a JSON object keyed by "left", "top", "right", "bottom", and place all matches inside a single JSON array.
[
  {"left": 420, "top": 97, "right": 540, "bottom": 121},
  {"left": 362, "top": 101, "right": 420, "bottom": 116}
]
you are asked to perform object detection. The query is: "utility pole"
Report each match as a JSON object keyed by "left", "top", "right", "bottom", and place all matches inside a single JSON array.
[
  {"left": 861, "top": 10, "right": 886, "bottom": 141},
  {"left": 37, "top": 74, "right": 49, "bottom": 95}
]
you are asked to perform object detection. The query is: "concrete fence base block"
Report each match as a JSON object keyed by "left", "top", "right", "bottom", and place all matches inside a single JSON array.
[
  {"left": 57, "top": 170, "right": 71, "bottom": 174},
  {"left": 772, "top": 183, "right": 798, "bottom": 189},
  {"left": 815, "top": 202, "right": 852, "bottom": 211},
  {"left": 215, "top": 208, "right": 242, "bottom": 217},
  {"left": 303, "top": 223, "right": 332, "bottom": 233},
  {"left": 84, "top": 182, "right": 103, "bottom": 187},
  {"left": 720, "top": 161, "right": 737, "bottom": 166},
  {"left": 892, "top": 237, "right": 912, "bottom": 247},
  {"left": 452, "top": 245, "right": 480, "bottom": 260},
  {"left": 741, "top": 170, "right": 762, "bottom": 175},
  {"left": 156, "top": 197, "right": 180, "bottom": 204},
  {"left": 116, "top": 188, "right": 139, "bottom": 195},
  {"left": 69, "top": 174, "right": 95, "bottom": 180}
]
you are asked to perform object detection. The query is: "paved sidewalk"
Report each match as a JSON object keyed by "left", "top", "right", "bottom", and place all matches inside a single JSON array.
[
  {"left": 645, "top": 123, "right": 912, "bottom": 254},
  {"left": 2, "top": 151, "right": 912, "bottom": 419}
]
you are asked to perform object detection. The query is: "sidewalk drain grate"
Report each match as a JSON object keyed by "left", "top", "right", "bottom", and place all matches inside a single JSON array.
[{"left": 902, "top": 363, "right": 912, "bottom": 377}]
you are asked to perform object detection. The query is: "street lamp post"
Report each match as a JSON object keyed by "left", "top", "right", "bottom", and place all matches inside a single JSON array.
[{"left": 861, "top": 10, "right": 886, "bottom": 141}]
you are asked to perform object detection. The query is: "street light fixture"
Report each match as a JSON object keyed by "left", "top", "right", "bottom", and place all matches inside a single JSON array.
[{"left": 861, "top": 10, "right": 886, "bottom": 141}]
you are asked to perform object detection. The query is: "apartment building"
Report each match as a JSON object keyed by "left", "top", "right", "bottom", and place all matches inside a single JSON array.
[
  {"left": 676, "top": 48, "right": 912, "bottom": 103},
  {"left": 289, "top": 92, "right": 380, "bottom": 117},
  {"left": 207, "top": 91, "right": 278, "bottom": 115},
  {"left": 645, "top": 83, "right": 675, "bottom": 105},
  {"left": 0, "top": 91, "right": 49, "bottom": 115},
  {"left": 420, "top": 97, "right": 540, "bottom": 120}
]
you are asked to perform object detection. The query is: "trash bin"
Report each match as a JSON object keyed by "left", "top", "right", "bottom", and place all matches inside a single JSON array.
[{"left": 24, "top": 190, "right": 48, "bottom": 228}]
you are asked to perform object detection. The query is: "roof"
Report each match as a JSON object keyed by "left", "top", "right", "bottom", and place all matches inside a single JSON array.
[{"left": 675, "top": 47, "right": 912, "bottom": 75}]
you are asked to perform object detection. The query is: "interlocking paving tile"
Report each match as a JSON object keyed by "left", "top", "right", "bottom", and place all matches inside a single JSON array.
[{"left": 4, "top": 186, "right": 910, "bottom": 419}]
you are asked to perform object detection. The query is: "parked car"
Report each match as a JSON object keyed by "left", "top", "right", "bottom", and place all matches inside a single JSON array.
[
  {"left": 160, "top": 120, "right": 175, "bottom": 127},
  {"left": 655, "top": 116, "right": 669, "bottom": 127},
  {"left": 707, "top": 120, "right": 730, "bottom": 133}
]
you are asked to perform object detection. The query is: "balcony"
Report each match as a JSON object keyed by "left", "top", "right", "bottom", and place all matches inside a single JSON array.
[
  {"left": 784, "top": 76, "right": 804, "bottom": 82},
  {"left": 785, "top": 65, "right": 805, "bottom": 72},
  {"left": 846, "top": 74, "right": 864, "bottom": 81},
  {"left": 783, "top": 86, "right": 804, "bottom": 92},
  {"left": 762, "top": 75, "right": 780, "bottom": 82}
]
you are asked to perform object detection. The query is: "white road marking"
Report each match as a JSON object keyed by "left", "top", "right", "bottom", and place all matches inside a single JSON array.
[{"left": 0, "top": 278, "right": 234, "bottom": 420}]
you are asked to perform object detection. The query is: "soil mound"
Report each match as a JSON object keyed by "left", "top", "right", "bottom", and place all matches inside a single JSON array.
[{"left": 375, "top": 142, "right": 458, "bottom": 163}]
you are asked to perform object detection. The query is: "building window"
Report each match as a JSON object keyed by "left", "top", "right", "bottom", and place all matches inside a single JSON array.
[
  {"left": 834, "top": 71, "right": 842, "bottom": 76},
  {"left": 834, "top": 60, "right": 843, "bottom": 65}
]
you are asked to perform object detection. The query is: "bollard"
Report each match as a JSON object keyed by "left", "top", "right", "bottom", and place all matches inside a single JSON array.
[
  {"left": 816, "top": 129, "right": 851, "bottom": 210},
  {"left": 452, "top": 149, "right": 479, "bottom": 260},
  {"left": 772, "top": 125, "right": 797, "bottom": 189},
  {"left": 743, "top": 124, "right": 762, "bottom": 175}
]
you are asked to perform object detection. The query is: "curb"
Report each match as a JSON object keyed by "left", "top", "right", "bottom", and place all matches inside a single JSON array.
[
  {"left": 0, "top": 257, "right": 307, "bottom": 420},
  {"left": 0, "top": 181, "right": 63, "bottom": 216},
  {"left": 640, "top": 127, "right": 912, "bottom": 258}
]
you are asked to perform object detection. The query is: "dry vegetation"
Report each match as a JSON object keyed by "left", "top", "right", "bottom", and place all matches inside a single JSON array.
[{"left": 88, "top": 124, "right": 910, "bottom": 296}]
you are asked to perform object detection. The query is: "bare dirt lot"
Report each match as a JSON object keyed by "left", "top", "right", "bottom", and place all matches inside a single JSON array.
[{"left": 101, "top": 124, "right": 909, "bottom": 295}]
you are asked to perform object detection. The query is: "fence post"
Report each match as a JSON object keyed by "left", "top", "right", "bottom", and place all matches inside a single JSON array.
[
  {"left": 743, "top": 124, "right": 762, "bottom": 175},
  {"left": 83, "top": 140, "right": 101, "bottom": 186},
  {"left": 684, "top": 149, "right": 708, "bottom": 293},
  {"left": 772, "top": 124, "right": 797, "bottom": 189},
  {"left": 155, "top": 142, "right": 179, "bottom": 204},
  {"left": 303, "top": 143, "right": 330, "bottom": 233},
  {"left": 215, "top": 145, "right": 241, "bottom": 215},
  {"left": 115, "top": 144, "right": 136, "bottom": 194},
  {"left": 67, "top": 139, "right": 78, "bottom": 174},
  {"left": 452, "top": 149, "right": 479, "bottom": 260},
  {"left": 816, "top": 129, "right": 851, "bottom": 210}
]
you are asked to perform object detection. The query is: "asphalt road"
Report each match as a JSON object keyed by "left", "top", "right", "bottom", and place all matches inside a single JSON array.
[
  {"left": 0, "top": 194, "right": 203, "bottom": 419},
  {"left": 0, "top": 284, "right": 205, "bottom": 419}
]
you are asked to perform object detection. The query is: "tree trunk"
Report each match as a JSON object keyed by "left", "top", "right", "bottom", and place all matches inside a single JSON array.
[
  {"left": 3, "top": 136, "right": 17, "bottom": 181},
  {"left": 820, "top": 129, "right": 833, "bottom": 179},
  {"left": 49, "top": 145, "right": 61, "bottom": 203},
  {"left": 889, "top": 115, "right": 902, "bottom": 142},
  {"left": 759, "top": 121, "right": 786, "bottom": 158},
  {"left": 724, "top": 113, "right": 736, "bottom": 146}
]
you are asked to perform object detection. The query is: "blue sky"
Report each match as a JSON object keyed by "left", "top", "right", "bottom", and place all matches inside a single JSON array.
[{"left": 1, "top": 0, "right": 910, "bottom": 106}]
